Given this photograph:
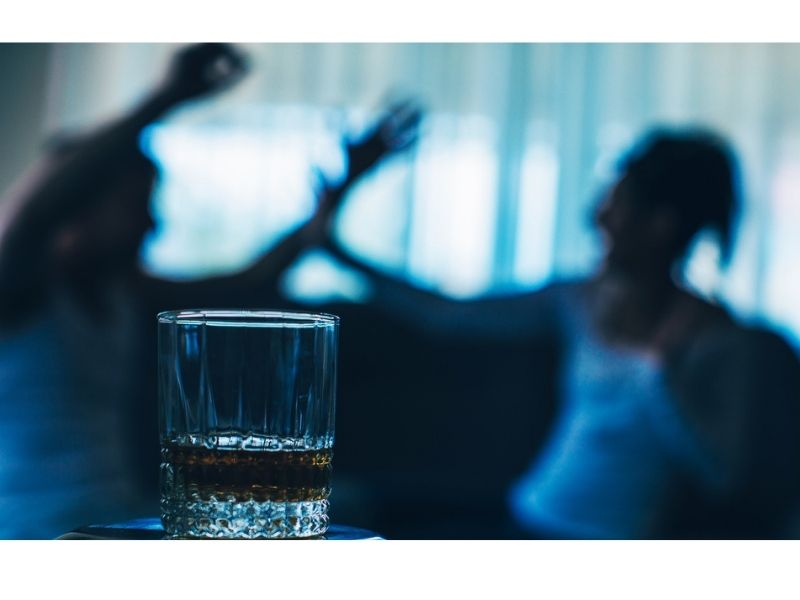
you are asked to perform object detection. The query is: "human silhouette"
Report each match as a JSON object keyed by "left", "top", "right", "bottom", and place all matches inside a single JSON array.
[
  {"left": 0, "top": 43, "right": 419, "bottom": 538},
  {"left": 321, "top": 128, "right": 800, "bottom": 539}
]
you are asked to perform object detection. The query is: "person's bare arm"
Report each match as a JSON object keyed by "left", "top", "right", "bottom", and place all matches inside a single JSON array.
[
  {"left": 314, "top": 101, "right": 559, "bottom": 341},
  {"left": 135, "top": 205, "right": 327, "bottom": 311},
  {"left": 136, "top": 101, "right": 424, "bottom": 312},
  {"left": 327, "top": 235, "right": 562, "bottom": 341}
]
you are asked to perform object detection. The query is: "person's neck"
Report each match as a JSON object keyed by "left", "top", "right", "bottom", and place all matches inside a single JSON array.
[
  {"left": 598, "top": 264, "right": 677, "bottom": 300},
  {"left": 592, "top": 267, "right": 681, "bottom": 348}
]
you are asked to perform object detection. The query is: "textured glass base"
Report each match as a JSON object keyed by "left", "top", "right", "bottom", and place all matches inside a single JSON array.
[{"left": 161, "top": 498, "right": 330, "bottom": 539}]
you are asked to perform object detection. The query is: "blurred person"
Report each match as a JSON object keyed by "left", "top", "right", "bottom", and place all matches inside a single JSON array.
[
  {"left": 321, "top": 129, "right": 800, "bottom": 539},
  {"left": 0, "top": 43, "right": 418, "bottom": 538}
]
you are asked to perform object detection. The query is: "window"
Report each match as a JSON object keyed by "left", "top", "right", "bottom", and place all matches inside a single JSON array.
[{"left": 46, "top": 44, "right": 800, "bottom": 347}]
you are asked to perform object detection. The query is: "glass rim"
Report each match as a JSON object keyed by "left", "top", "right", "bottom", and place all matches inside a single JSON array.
[{"left": 157, "top": 309, "right": 339, "bottom": 328}]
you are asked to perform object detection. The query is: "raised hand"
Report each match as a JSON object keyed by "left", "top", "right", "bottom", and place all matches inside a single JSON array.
[
  {"left": 307, "top": 100, "right": 422, "bottom": 248},
  {"left": 342, "top": 100, "right": 422, "bottom": 187},
  {"left": 159, "top": 43, "right": 248, "bottom": 106}
]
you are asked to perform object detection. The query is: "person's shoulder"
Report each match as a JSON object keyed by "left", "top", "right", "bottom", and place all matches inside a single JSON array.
[
  {"left": 676, "top": 310, "right": 800, "bottom": 435},
  {"left": 690, "top": 306, "right": 798, "bottom": 368},
  {"left": 670, "top": 298, "right": 800, "bottom": 404}
]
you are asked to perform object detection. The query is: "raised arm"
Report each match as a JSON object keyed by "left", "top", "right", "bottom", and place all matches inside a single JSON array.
[
  {"left": 135, "top": 101, "right": 424, "bottom": 312},
  {"left": 0, "top": 44, "right": 247, "bottom": 313},
  {"left": 325, "top": 235, "right": 558, "bottom": 341},
  {"left": 136, "top": 204, "right": 327, "bottom": 311},
  {"left": 317, "top": 102, "right": 558, "bottom": 341},
  {"left": 139, "top": 99, "right": 560, "bottom": 342}
]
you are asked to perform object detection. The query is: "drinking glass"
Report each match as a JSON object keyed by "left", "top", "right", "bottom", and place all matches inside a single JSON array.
[{"left": 157, "top": 310, "right": 338, "bottom": 539}]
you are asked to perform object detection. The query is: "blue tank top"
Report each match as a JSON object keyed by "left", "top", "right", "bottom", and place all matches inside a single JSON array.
[{"left": 509, "top": 284, "right": 722, "bottom": 539}]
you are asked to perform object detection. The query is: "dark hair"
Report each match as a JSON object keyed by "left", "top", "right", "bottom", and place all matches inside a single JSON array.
[{"left": 618, "top": 128, "right": 740, "bottom": 265}]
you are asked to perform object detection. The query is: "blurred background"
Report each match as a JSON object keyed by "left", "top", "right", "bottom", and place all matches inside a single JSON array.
[
  {"left": 3, "top": 43, "right": 800, "bottom": 538},
  {"left": 6, "top": 44, "right": 800, "bottom": 333}
]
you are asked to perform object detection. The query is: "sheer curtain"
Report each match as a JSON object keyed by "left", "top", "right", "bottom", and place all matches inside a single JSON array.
[{"left": 44, "top": 43, "right": 800, "bottom": 342}]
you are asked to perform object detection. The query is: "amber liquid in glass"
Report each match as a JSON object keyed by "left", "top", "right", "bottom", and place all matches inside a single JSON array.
[
  {"left": 161, "top": 442, "right": 332, "bottom": 502},
  {"left": 160, "top": 435, "right": 333, "bottom": 538}
]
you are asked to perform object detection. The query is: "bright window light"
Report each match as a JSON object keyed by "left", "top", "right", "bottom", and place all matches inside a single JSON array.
[
  {"left": 406, "top": 114, "right": 499, "bottom": 298},
  {"left": 513, "top": 142, "right": 559, "bottom": 287}
]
